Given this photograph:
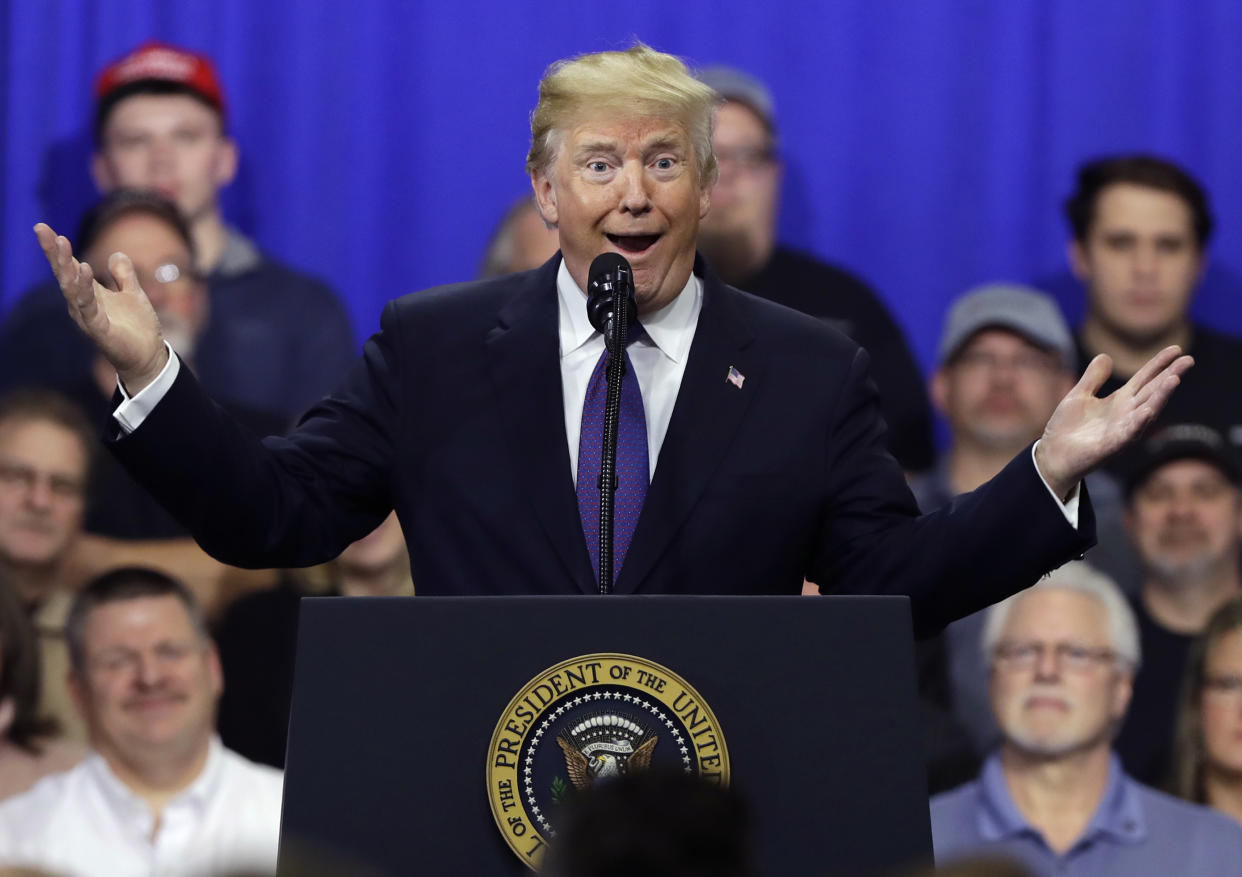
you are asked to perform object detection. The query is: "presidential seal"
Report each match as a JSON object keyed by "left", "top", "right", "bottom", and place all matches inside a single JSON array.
[{"left": 486, "top": 653, "right": 730, "bottom": 869}]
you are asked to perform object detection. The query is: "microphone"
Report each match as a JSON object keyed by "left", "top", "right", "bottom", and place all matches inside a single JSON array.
[
  {"left": 584, "top": 252, "right": 638, "bottom": 594},
  {"left": 586, "top": 253, "right": 637, "bottom": 344}
]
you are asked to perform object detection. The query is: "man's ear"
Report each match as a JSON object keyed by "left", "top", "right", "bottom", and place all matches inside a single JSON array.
[
  {"left": 207, "top": 642, "right": 224, "bottom": 698},
  {"left": 531, "top": 171, "right": 559, "bottom": 227},
  {"left": 1067, "top": 239, "right": 1091, "bottom": 283},
  {"left": 1112, "top": 670, "right": 1134, "bottom": 721},
  {"left": 68, "top": 670, "right": 90, "bottom": 722},
  {"left": 930, "top": 368, "right": 949, "bottom": 416},
  {"left": 90, "top": 152, "right": 116, "bottom": 194},
  {"left": 212, "top": 136, "right": 239, "bottom": 189}
]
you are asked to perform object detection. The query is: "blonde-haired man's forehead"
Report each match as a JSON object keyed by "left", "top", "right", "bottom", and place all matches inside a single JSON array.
[
  {"left": 536, "top": 106, "right": 713, "bottom": 182},
  {"left": 527, "top": 43, "right": 717, "bottom": 182}
]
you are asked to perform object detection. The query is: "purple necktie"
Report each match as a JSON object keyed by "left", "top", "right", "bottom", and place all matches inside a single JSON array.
[{"left": 576, "top": 336, "right": 648, "bottom": 588}]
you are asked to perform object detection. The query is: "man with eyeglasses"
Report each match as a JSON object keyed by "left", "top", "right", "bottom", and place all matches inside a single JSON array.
[
  {"left": 0, "top": 389, "right": 96, "bottom": 744},
  {"left": 931, "top": 562, "right": 1242, "bottom": 875},
  {"left": 912, "top": 284, "right": 1137, "bottom": 764},
  {"left": 1113, "top": 425, "right": 1242, "bottom": 787},
  {"left": 694, "top": 66, "right": 934, "bottom": 472},
  {"left": 54, "top": 189, "right": 283, "bottom": 616},
  {"left": 0, "top": 567, "right": 283, "bottom": 875}
]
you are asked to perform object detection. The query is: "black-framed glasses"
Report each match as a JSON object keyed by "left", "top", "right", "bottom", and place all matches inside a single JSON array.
[{"left": 993, "top": 640, "right": 1118, "bottom": 673}]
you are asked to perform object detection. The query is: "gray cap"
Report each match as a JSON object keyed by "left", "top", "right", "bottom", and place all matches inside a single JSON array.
[
  {"left": 696, "top": 65, "right": 777, "bottom": 134},
  {"left": 938, "top": 283, "right": 1075, "bottom": 367}
]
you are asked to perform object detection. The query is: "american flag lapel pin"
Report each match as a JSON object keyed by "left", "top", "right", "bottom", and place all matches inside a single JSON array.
[{"left": 726, "top": 365, "right": 745, "bottom": 389}]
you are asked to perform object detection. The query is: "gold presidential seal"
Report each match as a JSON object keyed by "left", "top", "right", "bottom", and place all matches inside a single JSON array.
[{"left": 486, "top": 653, "right": 730, "bottom": 869}]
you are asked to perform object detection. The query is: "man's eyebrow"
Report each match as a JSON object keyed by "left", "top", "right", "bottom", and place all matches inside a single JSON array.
[
  {"left": 643, "top": 136, "right": 685, "bottom": 154},
  {"left": 573, "top": 139, "right": 620, "bottom": 158}
]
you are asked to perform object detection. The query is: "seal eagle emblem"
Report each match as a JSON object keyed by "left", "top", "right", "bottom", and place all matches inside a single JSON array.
[
  {"left": 487, "top": 653, "right": 730, "bottom": 870},
  {"left": 556, "top": 713, "right": 658, "bottom": 788}
]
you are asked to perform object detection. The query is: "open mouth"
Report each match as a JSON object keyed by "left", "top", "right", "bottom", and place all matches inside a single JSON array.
[{"left": 606, "top": 233, "right": 661, "bottom": 254}]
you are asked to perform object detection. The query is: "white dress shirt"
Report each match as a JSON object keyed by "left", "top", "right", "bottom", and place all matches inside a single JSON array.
[
  {"left": 113, "top": 265, "right": 1077, "bottom": 523},
  {"left": 0, "top": 738, "right": 284, "bottom": 877},
  {"left": 557, "top": 259, "right": 700, "bottom": 481}
]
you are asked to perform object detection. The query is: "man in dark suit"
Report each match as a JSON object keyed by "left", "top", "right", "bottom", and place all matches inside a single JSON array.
[{"left": 33, "top": 44, "right": 1190, "bottom": 635}]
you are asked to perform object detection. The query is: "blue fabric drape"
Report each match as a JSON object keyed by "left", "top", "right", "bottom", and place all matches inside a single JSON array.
[{"left": 5, "top": 0, "right": 1242, "bottom": 373}]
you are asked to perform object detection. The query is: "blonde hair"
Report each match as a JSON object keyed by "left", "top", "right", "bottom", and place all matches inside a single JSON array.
[{"left": 526, "top": 43, "right": 718, "bottom": 187}]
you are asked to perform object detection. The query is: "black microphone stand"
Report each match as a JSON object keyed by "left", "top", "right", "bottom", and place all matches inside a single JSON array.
[{"left": 596, "top": 264, "right": 632, "bottom": 593}]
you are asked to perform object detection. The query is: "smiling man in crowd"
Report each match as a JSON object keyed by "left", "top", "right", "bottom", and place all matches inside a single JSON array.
[{"left": 0, "top": 567, "right": 283, "bottom": 875}]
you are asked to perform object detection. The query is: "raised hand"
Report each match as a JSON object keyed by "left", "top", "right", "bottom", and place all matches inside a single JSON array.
[
  {"left": 1035, "top": 346, "right": 1194, "bottom": 498},
  {"left": 34, "top": 222, "right": 169, "bottom": 394}
]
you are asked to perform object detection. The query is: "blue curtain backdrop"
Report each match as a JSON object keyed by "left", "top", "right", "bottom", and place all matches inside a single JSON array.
[{"left": 4, "top": 0, "right": 1242, "bottom": 375}]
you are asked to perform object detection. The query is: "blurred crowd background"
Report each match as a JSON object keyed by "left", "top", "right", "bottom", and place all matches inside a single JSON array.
[{"left": 5, "top": 2, "right": 1242, "bottom": 875}]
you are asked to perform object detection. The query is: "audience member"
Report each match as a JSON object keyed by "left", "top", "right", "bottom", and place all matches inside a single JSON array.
[
  {"left": 479, "top": 195, "right": 561, "bottom": 277},
  {"left": 695, "top": 65, "right": 935, "bottom": 471},
  {"left": 215, "top": 512, "right": 411, "bottom": 767},
  {"left": 1171, "top": 596, "right": 1242, "bottom": 826},
  {"left": 0, "top": 575, "right": 84, "bottom": 801},
  {"left": 911, "top": 284, "right": 1135, "bottom": 757},
  {"left": 540, "top": 768, "right": 755, "bottom": 877},
  {"left": 931, "top": 563, "right": 1242, "bottom": 875},
  {"left": 0, "top": 567, "right": 283, "bottom": 876},
  {"left": 0, "top": 389, "right": 95, "bottom": 741},
  {"left": 74, "top": 189, "right": 288, "bottom": 528},
  {"left": 0, "top": 40, "right": 355, "bottom": 421},
  {"left": 53, "top": 189, "right": 282, "bottom": 617},
  {"left": 1114, "top": 425, "right": 1242, "bottom": 786},
  {"left": 1067, "top": 154, "right": 1242, "bottom": 472}
]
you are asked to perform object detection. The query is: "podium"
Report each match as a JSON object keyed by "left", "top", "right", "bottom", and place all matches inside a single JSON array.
[{"left": 278, "top": 596, "right": 933, "bottom": 875}]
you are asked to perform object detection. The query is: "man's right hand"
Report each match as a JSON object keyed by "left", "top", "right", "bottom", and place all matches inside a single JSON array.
[{"left": 34, "top": 222, "right": 169, "bottom": 395}]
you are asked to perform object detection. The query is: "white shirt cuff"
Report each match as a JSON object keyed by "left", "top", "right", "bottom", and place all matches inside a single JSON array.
[
  {"left": 113, "top": 343, "right": 181, "bottom": 435},
  {"left": 1031, "top": 440, "right": 1080, "bottom": 529}
]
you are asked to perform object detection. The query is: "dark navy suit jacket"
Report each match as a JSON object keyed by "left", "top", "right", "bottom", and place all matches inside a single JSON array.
[{"left": 112, "top": 255, "right": 1093, "bottom": 636}]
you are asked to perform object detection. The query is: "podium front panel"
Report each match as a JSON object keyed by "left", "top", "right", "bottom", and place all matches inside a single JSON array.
[{"left": 278, "top": 595, "right": 932, "bottom": 875}]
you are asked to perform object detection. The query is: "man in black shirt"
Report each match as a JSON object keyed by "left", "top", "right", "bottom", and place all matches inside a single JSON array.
[
  {"left": 1067, "top": 154, "right": 1242, "bottom": 475},
  {"left": 695, "top": 66, "right": 934, "bottom": 471},
  {"left": 1115, "top": 425, "right": 1242, "bottom": 785}
]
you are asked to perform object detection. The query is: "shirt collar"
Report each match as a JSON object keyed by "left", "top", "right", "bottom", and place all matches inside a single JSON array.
[
  {"left": 213, "top": 226, "right": 263, "bottom": 278},
  {"left": 556, "top": 258, "right": 701, "bottom": 363},
  {"left": 976, "top": 751, "right": 1146, "bottom": 848},
  {"left": 88, "top": 736, "right": 226, "bottom": 819}
]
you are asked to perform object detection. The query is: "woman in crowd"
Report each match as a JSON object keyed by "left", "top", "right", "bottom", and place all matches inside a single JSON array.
[
  {"left": 1171, "top": 596, "right": 1242, "bottom": 825},
  {"left": 0, "top": 576, "right": 83, "bottom": 800}
]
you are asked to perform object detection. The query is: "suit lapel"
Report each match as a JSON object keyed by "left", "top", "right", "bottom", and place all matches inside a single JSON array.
[
  {"left": 615, "top": 265, "right": 761, "bottom": 594},
  {"left": 484, "top": 258, "right": 597, "bottom": 594}
]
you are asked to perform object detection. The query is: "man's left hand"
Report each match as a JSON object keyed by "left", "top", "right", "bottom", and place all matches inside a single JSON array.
[{"left": 1035, "top": 346, "right": 1193, "bottom": 499}]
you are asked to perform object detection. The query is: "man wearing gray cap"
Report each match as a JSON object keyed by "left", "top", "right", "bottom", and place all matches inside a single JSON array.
[
  {"left": 695, "top": 65, "right": 934, "bottom": 472},
  {"left": 910, "top": 284, "right": 1137, "bottom": 756}
]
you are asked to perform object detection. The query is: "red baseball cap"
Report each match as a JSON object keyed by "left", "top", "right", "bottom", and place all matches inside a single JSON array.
[{"left": 95, "top": 41, "right": 226, "bottom": 117}]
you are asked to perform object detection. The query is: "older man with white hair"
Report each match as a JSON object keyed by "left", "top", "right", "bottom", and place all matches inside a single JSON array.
[{"left": 931, "top": 562, "right": 1242, "bottom": 875}]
